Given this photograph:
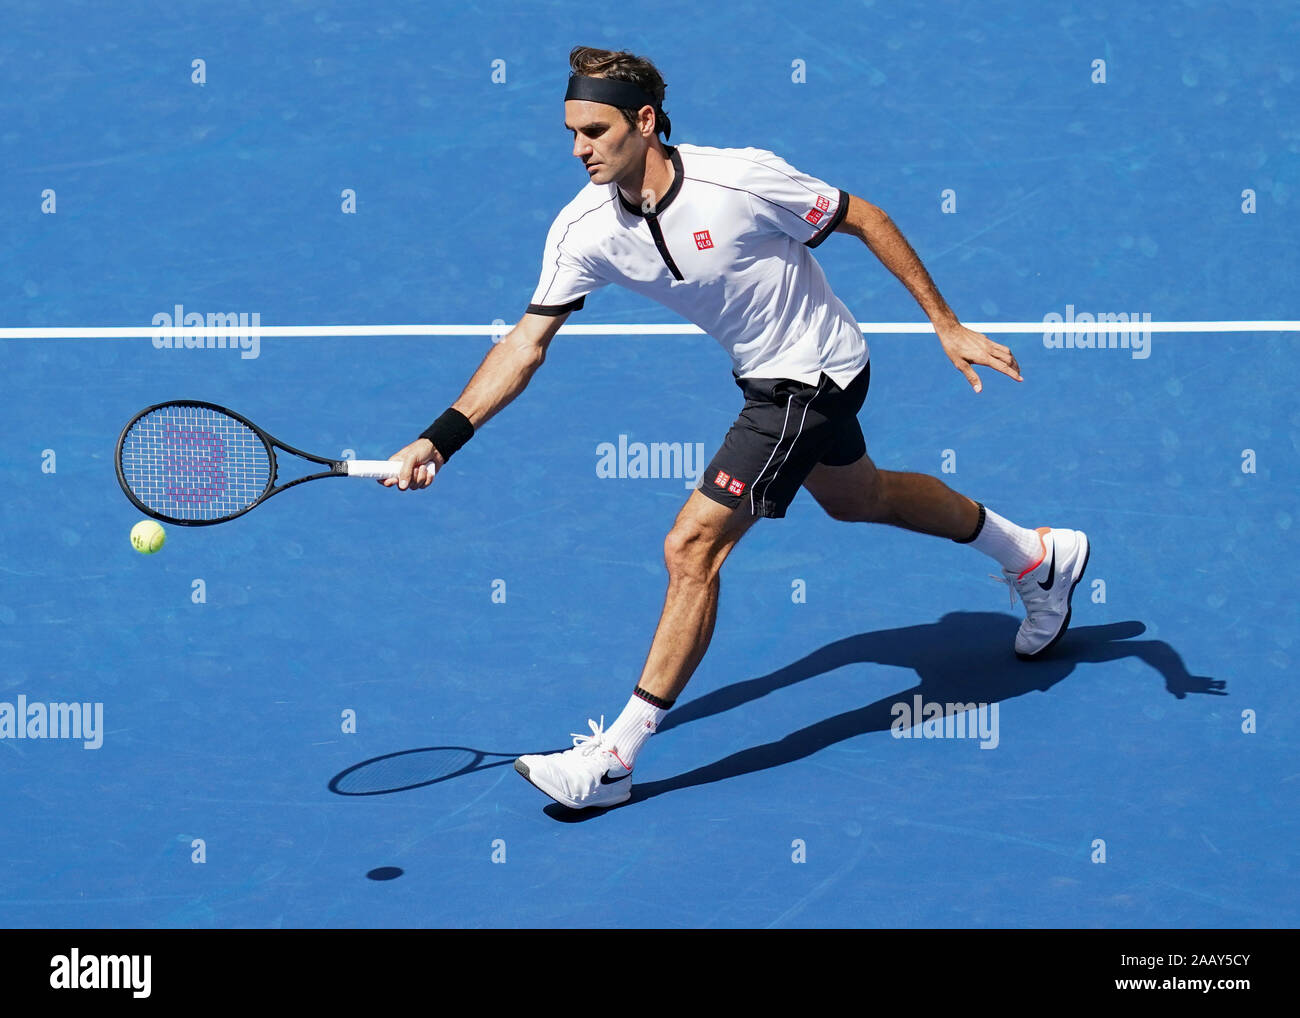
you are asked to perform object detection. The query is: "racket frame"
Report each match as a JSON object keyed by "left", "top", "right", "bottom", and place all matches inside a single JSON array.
[{"left": 115, "top": 398, "right": 355, "bottom": 526}]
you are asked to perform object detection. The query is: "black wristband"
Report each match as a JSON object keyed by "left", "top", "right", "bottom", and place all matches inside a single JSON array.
[{"left": 419, "top": 408, "right": 475, "bottom": 460}]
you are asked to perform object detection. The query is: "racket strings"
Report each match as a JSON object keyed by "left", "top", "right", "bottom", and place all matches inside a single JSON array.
[{"left": 120, "top": 405, "right": 271, "bottom": 521}]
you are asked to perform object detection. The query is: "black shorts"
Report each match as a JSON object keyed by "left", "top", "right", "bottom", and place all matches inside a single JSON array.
[{"left": 700, "top": 361, "right": 871, "bottom": 518}]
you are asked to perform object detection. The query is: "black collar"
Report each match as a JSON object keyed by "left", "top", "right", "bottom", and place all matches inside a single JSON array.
[{"left": 616, "top": 146, "right": 683, "bottom": 217}]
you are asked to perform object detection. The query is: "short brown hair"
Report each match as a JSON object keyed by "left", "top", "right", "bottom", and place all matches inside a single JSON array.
[{"left": 569, "top": 45, "right": 672, "bottom": 140}]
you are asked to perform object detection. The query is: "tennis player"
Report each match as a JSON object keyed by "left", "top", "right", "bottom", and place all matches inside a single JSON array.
[{"left": 384, "top": 46, "right": 1089, "bottom": 810}]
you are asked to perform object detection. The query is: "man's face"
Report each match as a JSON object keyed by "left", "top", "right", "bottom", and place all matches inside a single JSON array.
[{"left": 565, "top": 99, "right": 647, "bottom": 187}]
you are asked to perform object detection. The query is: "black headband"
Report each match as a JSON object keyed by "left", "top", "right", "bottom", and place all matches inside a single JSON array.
[
  {"left": 565, "top": 74, "right": 655, "bottom": 110},
  {"left": 565, "top": 75, "right": 667, "bottom": 137}
]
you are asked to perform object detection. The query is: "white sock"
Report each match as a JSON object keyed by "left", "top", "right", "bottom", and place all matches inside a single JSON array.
[
  {"left": 604, "top": 692, "right": 669, "bottom": 770},
  {"left": 959, "top": 503, "right": 1046, "bottom": 575}
]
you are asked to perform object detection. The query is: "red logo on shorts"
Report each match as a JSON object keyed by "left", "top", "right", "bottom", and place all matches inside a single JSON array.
[
  {"left": 805, "top": 207, "right": 824, "bottom": 225},
  {"left": 714, "top": 470, "right": 731, "bottom": 488},
  {"left": 728, "top": 477, "right": 746, "bottom": 496},
  {"left": 694, "top": 230, "right": 714, "bottom": 250},
  {"left": 816, "top": 195, "right": 831, "bottom": 212}
]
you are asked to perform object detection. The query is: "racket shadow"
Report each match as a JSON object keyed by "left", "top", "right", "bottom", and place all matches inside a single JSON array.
[{"left": 328, "top": 745, "right": 558, "bottom": 796}]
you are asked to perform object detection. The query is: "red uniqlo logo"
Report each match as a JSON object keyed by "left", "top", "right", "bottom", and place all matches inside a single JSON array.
[
  {"left": 805, "top": 208, "right": 824, "bottom": 225},
  {"left": 714, "top": 470, "right": 731, "bottom": 488},
  {"left": 816, "top": 195, "right": 831, "bottom": 212},
  {"left": 728, "top": 477, "right": 746, "bottom": 496},
  {"left": 694, "top": 230, "right": 714, "bottom": 250}
]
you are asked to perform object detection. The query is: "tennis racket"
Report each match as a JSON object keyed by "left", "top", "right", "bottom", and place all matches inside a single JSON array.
[{"left": 115, "top": 399, "right": 429, "bottom": 526}]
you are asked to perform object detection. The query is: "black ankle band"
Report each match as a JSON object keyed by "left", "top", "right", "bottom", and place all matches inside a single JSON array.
[
  {"left": 633, "top": 686, "right": 675, "bottom": 710},
  {"left": 953, "top": 501, "right": 986, "bottom": 544}
]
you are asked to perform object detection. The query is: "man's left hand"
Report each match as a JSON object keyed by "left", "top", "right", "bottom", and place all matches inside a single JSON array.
[{"left": 936, "top": 322, "right": 1023, "bottom": 393}]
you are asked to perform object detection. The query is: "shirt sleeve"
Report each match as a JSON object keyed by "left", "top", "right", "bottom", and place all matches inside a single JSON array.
[
  {"left": 526, "top": 206, "right": 608, "bottom": 316},
  {"left": 739, "top": 148, "right": 849, "bottom": 249}
]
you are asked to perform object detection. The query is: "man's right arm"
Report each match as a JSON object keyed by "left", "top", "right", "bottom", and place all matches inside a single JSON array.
[{"left": 382, "top": 311, "right": 570, "bottom": 489}]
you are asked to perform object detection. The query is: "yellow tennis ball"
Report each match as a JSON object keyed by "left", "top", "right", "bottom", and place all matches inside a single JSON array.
[{"left": 130, "top": 520, "right": 166, "bottom": 555}]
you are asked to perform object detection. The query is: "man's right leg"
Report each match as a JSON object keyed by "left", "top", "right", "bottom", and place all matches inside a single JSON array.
[
  {"left": 633, "top": 489, "right": 759, "bottom": 705},
  {"left": 514, "top": 490, "right": 758, "bottom": 810},
  {"left": 512, "top": 371, "right": 830, "bottom": 811}
]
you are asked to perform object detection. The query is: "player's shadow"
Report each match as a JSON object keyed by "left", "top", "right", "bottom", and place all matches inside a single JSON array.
[{"left": 543, "top": 610, "right": 1225, "bottom": 820}]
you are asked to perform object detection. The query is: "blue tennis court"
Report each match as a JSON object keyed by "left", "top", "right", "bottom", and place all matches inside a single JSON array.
[{"left": 1, "top": 0, "right": 1296, "bottom": 929}]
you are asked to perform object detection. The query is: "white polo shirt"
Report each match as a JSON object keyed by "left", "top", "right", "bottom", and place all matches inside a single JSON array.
[{"left": 527, "top": 143, "right": 869, "bottom": 388}]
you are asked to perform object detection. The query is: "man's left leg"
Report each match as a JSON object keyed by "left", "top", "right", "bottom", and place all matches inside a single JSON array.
[
  {"left": 800, "top": 452, "right": 979, "bottom": 538},
  {"left": 802, "top": 452, "right": 1090, "bottom": 659}
]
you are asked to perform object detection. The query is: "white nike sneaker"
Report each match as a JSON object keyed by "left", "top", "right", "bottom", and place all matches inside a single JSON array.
[
  {"left": 998, "top": 527, "right": 1091, "bottom": 659},
  {"left": 514, "top": 717, "right": 633, "bottom": 810}
]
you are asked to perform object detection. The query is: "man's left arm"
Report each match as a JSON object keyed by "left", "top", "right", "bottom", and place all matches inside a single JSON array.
[{"left": 835, "top": 193, "right": 1022, "bottom": 393}]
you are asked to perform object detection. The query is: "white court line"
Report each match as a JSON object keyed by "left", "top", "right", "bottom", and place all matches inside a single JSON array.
[{"left": 0, "top": 321, "right": 1297, "bottom": 339}]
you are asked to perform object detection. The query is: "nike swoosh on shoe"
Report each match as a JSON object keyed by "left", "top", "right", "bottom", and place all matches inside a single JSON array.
[{"left": 1037, "top": 545, "right": 1056, "bottom": 590}]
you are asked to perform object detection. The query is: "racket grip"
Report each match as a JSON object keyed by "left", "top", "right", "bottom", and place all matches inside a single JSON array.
[{"left": 344, "top": 459, "right": 436, "bottom": 479}]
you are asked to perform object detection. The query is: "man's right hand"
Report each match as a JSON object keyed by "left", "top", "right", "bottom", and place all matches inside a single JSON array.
[{"left": 380, "top": 437, "right": 444, "bottom": 490}]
